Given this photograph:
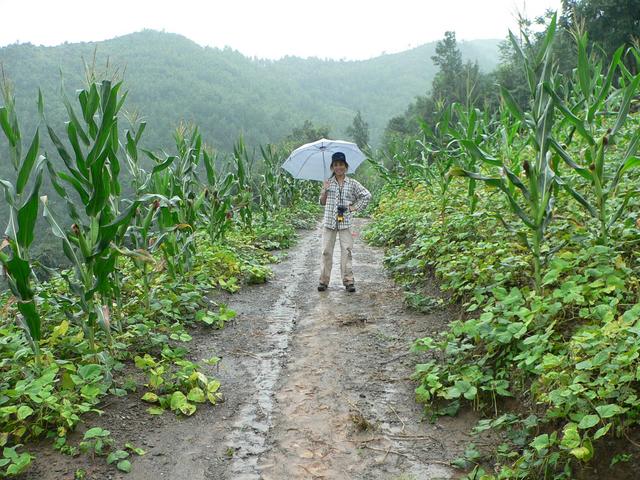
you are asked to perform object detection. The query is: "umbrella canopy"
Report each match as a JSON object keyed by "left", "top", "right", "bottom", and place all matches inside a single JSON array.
[{"left": 281, "top": 138, "right": 366, "bottom": 181}]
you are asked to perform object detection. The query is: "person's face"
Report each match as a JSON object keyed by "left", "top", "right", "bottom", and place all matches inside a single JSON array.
[{"left": 332, "top": 160, "right": 348, "bottom": 175}]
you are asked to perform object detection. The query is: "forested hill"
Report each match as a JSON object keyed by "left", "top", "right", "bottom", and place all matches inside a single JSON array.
[{"left": 0, "top": 30, "right": 499, "bottom": 151}]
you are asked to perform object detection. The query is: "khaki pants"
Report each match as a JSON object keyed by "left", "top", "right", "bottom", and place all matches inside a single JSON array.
[{"left": 319, "top": 227, "right": 354, "bottom": 286}]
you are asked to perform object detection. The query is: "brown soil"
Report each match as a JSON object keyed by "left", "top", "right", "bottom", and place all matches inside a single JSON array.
[{"left": 20, "top": 220, "right": 477, "bottom": 480}]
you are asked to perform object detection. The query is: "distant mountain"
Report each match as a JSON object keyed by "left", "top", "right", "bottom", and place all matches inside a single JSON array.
[{"left": 0, "top": 30, "right": 500, "bottom": 151}]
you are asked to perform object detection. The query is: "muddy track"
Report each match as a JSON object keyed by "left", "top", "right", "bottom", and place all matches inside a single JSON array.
[{"left": 23, "top": 220, "right": 476, "bottom": 480}]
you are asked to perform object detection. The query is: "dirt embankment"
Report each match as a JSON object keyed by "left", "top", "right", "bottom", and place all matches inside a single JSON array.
[{"left": 23, "top": 220, "right": 476, "bottom": 480}]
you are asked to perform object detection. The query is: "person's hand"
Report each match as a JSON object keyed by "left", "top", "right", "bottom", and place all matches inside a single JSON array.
[
  {"left": 322, "top": 180, "right": 330, "bottom": 190},
  {"left": 348, "top": 205, "right": 355, "bottom": 212}
]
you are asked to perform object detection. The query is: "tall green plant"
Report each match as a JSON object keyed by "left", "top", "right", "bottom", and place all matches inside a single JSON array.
[
  {"left": 232, "top": 138, "right": 254, "bottom": 229},
  {"left": 0, "top": 78, "right": 45, "bottom": 358},
  {"left": 447, "top": 103, "right": 498, "bottom": 213},
  {"left": 201, "top": 147, "right": 235, "bottom": 242},
  {"left": 418, "top": 111, "right": 456, "bottom": 219},
  {"left": 144, "top": 125, "right": 205, "bottom": 276},
  {"left": 119, "top": 114, "right": 177, "bottom": 308},
  {"left": 43, "top": 79, "right": 138, "bottom": 353},
  {"left": 451, "top": 15, "right": 573, "bottom": 293},
  {"left": 545, "top": 32, "right": 640, "bottom": 244}
]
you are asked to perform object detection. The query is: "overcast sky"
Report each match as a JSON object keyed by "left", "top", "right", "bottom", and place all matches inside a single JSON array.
[{"left": 0, "top": 0, "right": 563, "bottom": 60}]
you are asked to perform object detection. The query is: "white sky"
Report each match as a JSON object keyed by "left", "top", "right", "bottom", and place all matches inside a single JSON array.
[{"left": 0, "top": 0, "right": 563, "bottom": 60}]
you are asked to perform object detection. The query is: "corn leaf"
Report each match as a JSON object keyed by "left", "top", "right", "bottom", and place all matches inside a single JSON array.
[
  {"left": 17, "top": 164, "right": 44, "bottom": 249},
  {"left": 16, "top": 130, "right": 40, "bottom": 195}
]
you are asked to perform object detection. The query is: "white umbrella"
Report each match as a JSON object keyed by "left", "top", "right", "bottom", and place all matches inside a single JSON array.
[{"left": 281, "top": 138, "right": 366, "bottom": 181}]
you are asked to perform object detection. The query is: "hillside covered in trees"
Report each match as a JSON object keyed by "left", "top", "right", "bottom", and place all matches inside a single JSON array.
[{"left": 0, "top": 30, "right": 499, "bottom": 153}]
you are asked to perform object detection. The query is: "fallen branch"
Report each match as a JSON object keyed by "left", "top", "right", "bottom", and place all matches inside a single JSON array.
[
  {"left": 363, "top": 445, "right": 411, "bottom": 459},
  {"left": 388, "top": 404, "right": 406, "bottom": 432},
  {"left": 231, "top": 348, "right": 261, "bottom": 360},
  {"left": 349, "top": 436, "right": 385, "bottom": 444},
  {"left": 380, "top": 351, "right": 412, "bottom": 366},
  {"left": 387, "top": 433, "right": 438, "bottom": 441}
]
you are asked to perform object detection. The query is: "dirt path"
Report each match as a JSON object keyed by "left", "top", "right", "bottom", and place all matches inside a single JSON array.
[{"left": 23, "top": 220, "right": 476, "bottom": 480}]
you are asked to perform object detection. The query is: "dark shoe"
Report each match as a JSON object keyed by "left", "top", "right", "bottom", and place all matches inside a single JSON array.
[
  {"left": 345, "top": 284, "right": 356, "bottom": 292},
  {"left": 317, "top": 283, "right": 328, "bottom": 292}
]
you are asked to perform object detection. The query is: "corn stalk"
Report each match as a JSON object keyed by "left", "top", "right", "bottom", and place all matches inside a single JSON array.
[
  {"left": 0, "top": 78, "right": 46, "bottom": 359},
  {"left": 201, "top": 148, "right": 234, "bottom": 242},
  {"left": 144, "top": 125, "right": 205, "bottom": 276},
  {"left": 545, "top": 32, "right": 640, "bottom": 244},
  {"left": 43, "top": 79, "right": 137, "bottom": 354},
  {"left": 450, "top": 15, "right": 573, "bottom": 294},
  {"left": 231, "top": 138, "right": 254, "bottom": 230}
]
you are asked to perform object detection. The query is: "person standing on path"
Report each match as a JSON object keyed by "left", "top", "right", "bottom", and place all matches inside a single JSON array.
[{"left": 318, "top": 151, "right": 371, "bottom": 292}]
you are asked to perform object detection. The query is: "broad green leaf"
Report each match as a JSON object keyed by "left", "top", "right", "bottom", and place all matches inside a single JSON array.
[
  {"left": 571, "top": 438, "right": 593, "bottom": 461},
  {"left": 187, "top": 387, "right": 205, "bottom": 403},
  {"left": 595, "top": 404, "right": 623, "bottom": 419},
  {"left": 594, "top": 423, "right": 612, "bottom": 439},
  {"left": 207, "top": 380, "right": 221, "bottom": 393},
  {"left": 179, "top": 402, "right": 196, "bottom": 416},
  {"left": 66, "top": 121, "right": 88, "bottom": 177},
  {"left": 6, "top": 255, "right": 32, "bottom": 299},
  {"left": 16, "top": 406, "right": 34, "bottom": 420},
  {"left": 107, "top": 450, "right": 129, "bottom": 464},
  {"left": 530, "top": 434, "right": 550, "bottom": 452},
  {"left": 47, "top": 125, "right": 86, "bottom": 184},
  {"left": 141, "top": 392, "right": 159, "bottom": 403},
  {"left": 61, "top": 91, "right": 90, "bottom": 146},
  {"left": 84, "top": 427, "right": 110, "bottom": 439},
  {"left": 561, "top": 423, "right": 580, "bottom": 449},
  {"left": 17, "top": 300, "right": 40, "bottom": 342},
  {"left": 170, "top": 391, "right": 188, "bottom": 411},
  {"left": 78, "top": 364, "right": 102, "bottom": 380},
  {"left": 124, "top": 443, "right": 146, "bottom": 456},
  {"left": 578, "top": 414, "right": 599, "bottom": 429},
  {"left": 117, "top": 459, "right": 132, "bottom": 472}
]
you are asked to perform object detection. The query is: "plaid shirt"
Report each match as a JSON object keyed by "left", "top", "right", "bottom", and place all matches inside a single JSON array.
[{"left": 320, "top": 176, "right": 371, "bottom": 230}]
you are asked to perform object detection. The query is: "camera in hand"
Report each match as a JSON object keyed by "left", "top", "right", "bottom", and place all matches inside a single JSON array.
[{"left": 337, "top": 205, "right": 348, "bottom": 222}]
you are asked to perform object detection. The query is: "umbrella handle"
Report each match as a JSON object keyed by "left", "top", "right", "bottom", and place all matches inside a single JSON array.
[{"left": 322, "top": 150, "right": 333, "bottom": 181}]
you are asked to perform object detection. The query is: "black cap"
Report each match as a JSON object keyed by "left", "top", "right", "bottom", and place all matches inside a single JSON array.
[{"left": 331, "top": 151, "right": 346, "bottom": 162}]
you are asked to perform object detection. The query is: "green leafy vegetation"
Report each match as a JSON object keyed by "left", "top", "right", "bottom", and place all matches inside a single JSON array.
[
  {"left": 0, "top": 69, "right": 320, "bottom": 476},
  {"left": 365, "top": 13, "right": 640, "bottom": 480}
]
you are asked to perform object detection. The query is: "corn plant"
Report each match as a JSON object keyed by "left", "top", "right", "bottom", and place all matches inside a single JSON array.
[
  {"left": 121, "top": 111, "right": 148, "bottom": 194},
  {"left": 258, "top": 144, "right": 288, "bottom": 215},
  {"left": 119, "top": 194, "right": 177, "bottom": 310},
  {"left": 118, "top": 115, "right": 178, "bottom": 309},
  {"left": 0, "top": 78, "right": 45, "bottom": 358},
  {"left": 417, "top": 106, "right": 458, "bottom": 219},
  {"left": 144, "top": 125, "right": 205, "bottom": 276},
  {"left": 201, "top": 147, "right": 234, "bottom": 242},
  {"left": 231, "top": 138, "right": 254, "bottom": 229},
  {"left": 450, "top": 15, "right": 575, "bottom": 293},
  {"left": 545, "top": 31, "right": 640, "bottom": 244},
  {"left": 43, "top": 79, "right": 138, "bottom": 353},
  {"left": 447, "top": 103, "right": 499, "bottom": 213}
]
